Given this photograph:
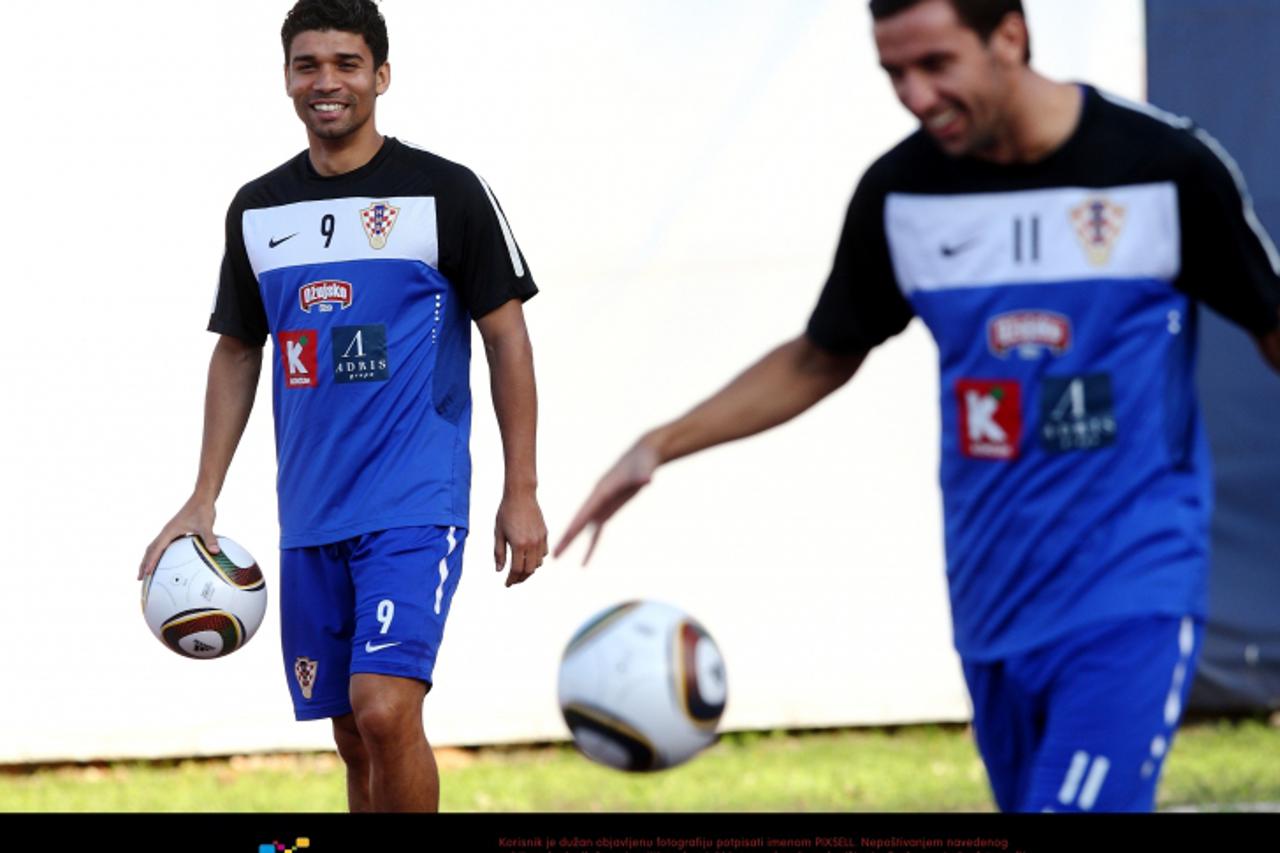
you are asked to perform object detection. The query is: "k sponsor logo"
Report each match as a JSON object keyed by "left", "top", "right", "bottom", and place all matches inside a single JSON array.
[
  {"left": 279, "top": 330, "right": 319, "bottom": 389},
  {"left": 299, "top": 280, "right": 353, "bottom": 313},
  {"left": 957, "top": 379, "right": 1022, "bottom": 460},
  {"left": 331, "top": 324, "right": 390, "bottom": 383},
  {"left": 1039, "top": 374, "right": 1117, "bottom": 452},
  {"left": 987, "top": 310, "right": 1072, "bottom": 359}
]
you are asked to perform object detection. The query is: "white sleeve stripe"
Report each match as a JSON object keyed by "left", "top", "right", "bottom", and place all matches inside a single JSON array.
[
  {"left": 1191, "top": 128, "right": 1280, "bottom": 275},
  {"left": 1098, "top": 89, "right": 1280, "bottom": 275},
  {"left": 476, "top": 174, "right": 526, "bottom": 279},
  {"left": 1096, "top": 89, "right": 1191, "bottom": 130}
]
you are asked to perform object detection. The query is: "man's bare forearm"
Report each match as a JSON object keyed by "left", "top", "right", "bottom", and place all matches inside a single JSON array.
[
  {"left": 141, "top": 334, "right": 263, "bottom": 576},
  {"left": 478, "top": 301, "right": 547, "bottom": 583},
  {"left": 644, "top": 335, "right": 865, "bottom": 465},
  {"left": 193, "top": 335, "right": 263, "bottom": 503},
  {"left": 484, "top": 322, "right": 539, "bottom": 495}
]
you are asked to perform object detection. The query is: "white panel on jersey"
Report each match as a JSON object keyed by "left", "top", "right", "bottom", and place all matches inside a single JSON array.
[
  {"left": 242, "top": 196, "right": 439, "bottom": 278},
  {"left": 885, "top": 183, "right": 1180, "bottom": 294}
]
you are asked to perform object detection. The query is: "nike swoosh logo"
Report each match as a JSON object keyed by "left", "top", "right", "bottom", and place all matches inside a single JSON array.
[
  {"left": 269, "top": 233, "right": 299, "bottom": 248},
  {"left": 940, "top": 239, "right": 978, "bottom": 257},
  {"left": 365, "top": 640, "right": 402, "bottom": 653}
]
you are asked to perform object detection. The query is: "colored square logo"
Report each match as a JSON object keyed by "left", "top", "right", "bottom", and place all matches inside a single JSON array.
[
  {"left": 332, "top": 324, "right": 390, "bottom": 383},
  {"left": 1039, "top": 374, "right": 1117, "bottom": 452},
  {"left": 957, "top": 379, "right": 1021, "bottom": 460},
  {"left": 279, "top": 329, "right": 319, "bottom": 389},
  {"left": 258, "top": 841, "right": 310, "bottom": 853}
]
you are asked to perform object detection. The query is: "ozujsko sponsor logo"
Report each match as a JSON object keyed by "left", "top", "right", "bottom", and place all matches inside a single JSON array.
[
  {"left": 987, "top": 310, "right": 1071, "bottom": 359},
  {"left": 299, "top": 280, "right": 353, "bottom": 313}
]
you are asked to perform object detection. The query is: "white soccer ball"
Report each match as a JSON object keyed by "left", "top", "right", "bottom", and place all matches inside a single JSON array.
[
  {"left": 558, "top": 600, "right": 728, "bottom": 771},
  {"left": 141, "top": 535, "right": 267, "bottom": 659}
]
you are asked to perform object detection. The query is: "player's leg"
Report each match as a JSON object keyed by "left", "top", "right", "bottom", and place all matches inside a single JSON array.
[
  {"left": 1017, "top": 615, "right": 1203, "bottom": 812},
  {"left": 961, "top": 658, "right": 1043, "bottom": 812},
  {"left": 332, "top": 712, "right": 372, "bottom": 812},
  {"left": 345, "top": 525, "right": 467, "bottom": 812},
  {"left": 349, "top": 673, "right": 439, "bottom": 811},
  {"left": 280, "top": 542, "right": 368, "bottom": 809}
]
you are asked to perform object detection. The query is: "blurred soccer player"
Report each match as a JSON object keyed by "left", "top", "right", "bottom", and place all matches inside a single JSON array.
[
  {"left": 140, "top": 0, "right": 546, "bottom": 812},
  {"left": 556, "top": 0, "right": 1280, "bottom": 812}
]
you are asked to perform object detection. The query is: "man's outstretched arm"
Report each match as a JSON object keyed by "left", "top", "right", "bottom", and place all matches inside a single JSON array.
[
  {"left": 554, "top": 334, "right": 866, "bottom": 564},
  {"left": 138, "top": 334, "right": 262, "bottom": 578}
]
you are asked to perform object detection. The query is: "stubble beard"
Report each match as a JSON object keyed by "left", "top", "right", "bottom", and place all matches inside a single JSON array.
[{"left": 308, "top": 108, "right": 367, "bottom": 142}]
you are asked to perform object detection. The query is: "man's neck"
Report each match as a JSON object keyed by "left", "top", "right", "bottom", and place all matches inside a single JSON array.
[
  {"left": 981, "top": 72, "right": 1083, "bottom": 165},
  {"left": 307, "top": 126, "right": 385, "bottom": 177}
]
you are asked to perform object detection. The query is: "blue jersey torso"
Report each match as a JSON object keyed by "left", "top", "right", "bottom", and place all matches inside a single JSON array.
[
  {"left": 892, "top": 183, "right": 1211, "bottom": 659},
  {"left": 807, "top": 88, "right": 1280, "bottom": 659},
  {"left": 209, "top": 139, "right": 536, "bottom": 547}
]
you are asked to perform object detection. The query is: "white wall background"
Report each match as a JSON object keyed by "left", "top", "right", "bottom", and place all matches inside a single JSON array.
[{"left": 0, "top": 0, "right": 1144, "bottom": 762}]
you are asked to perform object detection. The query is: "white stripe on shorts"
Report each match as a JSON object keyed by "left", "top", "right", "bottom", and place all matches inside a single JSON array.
[
  {"left": 1058, "top": 751, "right": 1090, "bottom": 806},
  {"left": 1078, "top": 755, "right": 1111, "bottom": 811},
  {"left": 435, "top": 526, "right": 459, "bottom": 616}
]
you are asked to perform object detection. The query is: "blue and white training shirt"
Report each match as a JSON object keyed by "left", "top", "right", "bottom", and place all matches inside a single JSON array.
[
  {"left": 807, "top": 87, "right": 1280, "bottom": 660},
  {"left": 209, "top": 138, "right": 537, "bottom": 548}
]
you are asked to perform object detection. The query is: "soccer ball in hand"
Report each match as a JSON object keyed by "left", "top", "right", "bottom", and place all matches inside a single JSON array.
[
  {"left": 558, "top": 600, "right": 728, "bottom": 771},
  {"left": 141, "top": 535, "right": 267, "bottom": 659}
]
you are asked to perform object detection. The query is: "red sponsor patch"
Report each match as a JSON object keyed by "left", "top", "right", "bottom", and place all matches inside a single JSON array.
[
  {"left": 298, "top": 280, "right": 353, "bottom": 313},
  {"left": 987, "top": 311, "right": 1072, "bottom": 359},
  {"left": 956, "top": 379, "right": 1021, "bottom": 460},
  {"left": 279, "top": 329, "right": 319, "bottom": 389}
]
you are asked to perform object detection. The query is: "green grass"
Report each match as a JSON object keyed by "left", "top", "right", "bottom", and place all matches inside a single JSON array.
[
  {"left": 1156, "top": 718, "right": 1280, "bottom": 808},
  {"left": 447, "top": 727, "right": 990, "bottom": 812},
  {"left": 1, "top": 719, "right": 1275, "bottom": 812}
]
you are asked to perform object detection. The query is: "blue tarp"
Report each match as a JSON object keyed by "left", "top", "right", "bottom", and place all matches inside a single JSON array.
[{"left": 1147, "top": 0, "right": 1280, "bottom": 711}]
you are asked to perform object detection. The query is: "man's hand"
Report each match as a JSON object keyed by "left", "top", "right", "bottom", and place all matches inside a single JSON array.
[
  {"left": 139, "top": 497, "right": 218, "bottom": 579},
  {"left": 553, "top": 438, "right": 660, "bottom": 566},
  {"left": 495, "top": 490, "right": 548, "bottom": 587}
]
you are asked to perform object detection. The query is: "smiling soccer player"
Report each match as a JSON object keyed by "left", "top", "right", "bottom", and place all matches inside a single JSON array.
[{"left": 140, "top": 0, "right": 547, "bottom": 812}]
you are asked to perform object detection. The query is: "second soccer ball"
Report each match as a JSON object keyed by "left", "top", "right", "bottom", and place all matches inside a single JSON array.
[{"left": 558, "top": 600, "right": 728, "bottom": 772}]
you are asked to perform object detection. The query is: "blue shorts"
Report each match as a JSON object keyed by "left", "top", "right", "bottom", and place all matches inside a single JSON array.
[
  {"left": 279, "top": 525, "right": 466, "bottom": 721},
  {"left": 962, "top": 614, "right": 1202, "bottom": 812}
]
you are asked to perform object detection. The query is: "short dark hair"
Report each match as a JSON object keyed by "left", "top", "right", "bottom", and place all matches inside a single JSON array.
[
  {"left": 282, "top": 0, "right": 389, "bottom": 68},
  {"left": 869, "top": 0, "right": 1030, "bottom": 62}
]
